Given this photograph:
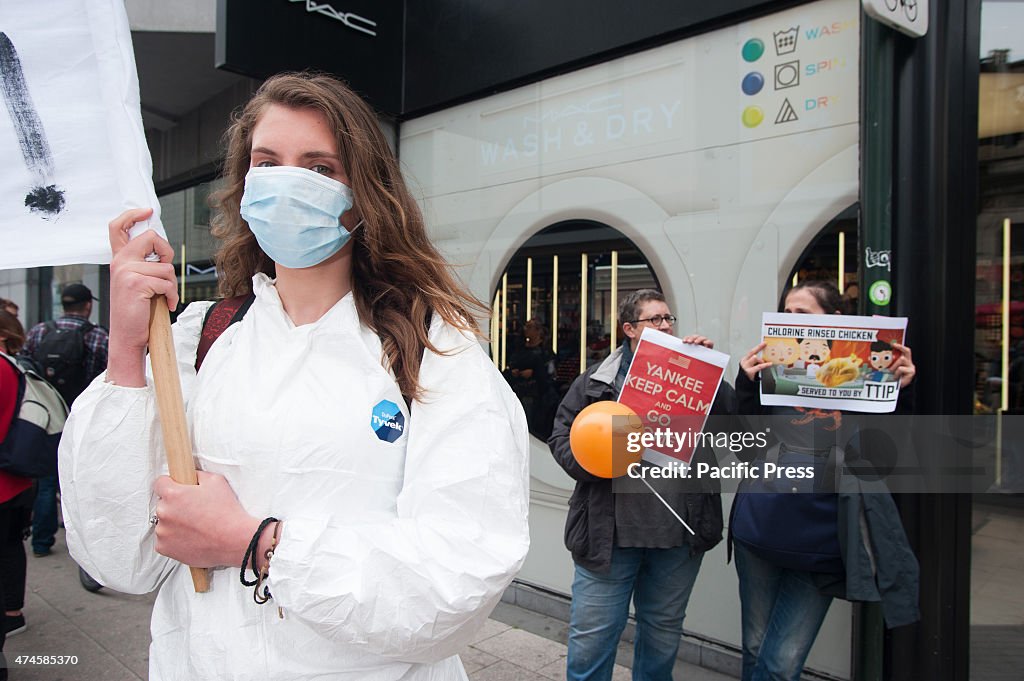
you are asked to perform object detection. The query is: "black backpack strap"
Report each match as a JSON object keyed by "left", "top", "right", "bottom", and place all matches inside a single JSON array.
[{"left": 195, "top": 294, "right": 255, "bottom": 372}]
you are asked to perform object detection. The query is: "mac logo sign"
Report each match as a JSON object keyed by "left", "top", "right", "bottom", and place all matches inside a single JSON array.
[{"left": 287, "top": 0, "right": 377, "bottom": 37}]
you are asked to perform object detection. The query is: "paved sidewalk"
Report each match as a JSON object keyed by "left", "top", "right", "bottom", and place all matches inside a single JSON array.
[
  {"left": 4, "top": 530, "right": 154, "bottom": 680},
  {"left": 4, "top": 530, "right": 734, "bottom": 680},
  {"left": 477, "top": 603, "right": 735, "bottom": 681}
]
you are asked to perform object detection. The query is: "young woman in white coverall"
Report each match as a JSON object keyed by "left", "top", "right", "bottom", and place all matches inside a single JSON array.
[{"left": 58, "top": 73, "right": 530, "bottom": 681}]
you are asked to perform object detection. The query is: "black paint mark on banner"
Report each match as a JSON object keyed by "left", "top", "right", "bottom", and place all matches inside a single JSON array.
[{"left": 0, "top": 32, "right": 66, "bottom": 218}]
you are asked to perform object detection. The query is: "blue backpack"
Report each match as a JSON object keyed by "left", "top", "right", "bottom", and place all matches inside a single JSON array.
[
  {"left": 0, "top": 351, "right": 69, "bottom": 478},
  {"left": 730, "top": 444, "right": 845, "bottom": 574}
]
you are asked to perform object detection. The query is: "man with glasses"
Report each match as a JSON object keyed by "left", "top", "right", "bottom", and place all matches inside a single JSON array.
[{"left": 548, "top": 288, "right": 736, "bottom": 681}]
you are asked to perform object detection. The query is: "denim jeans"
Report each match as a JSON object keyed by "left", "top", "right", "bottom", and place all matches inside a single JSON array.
[
  {"left": 734, "top": 542, "right": 834, "bottom": 681},
  {"left": 31, "top": 475, "right": 59, "bottom": 554},
  {"left": 567, "top": 545, "right": 703, "bottom": 681}
]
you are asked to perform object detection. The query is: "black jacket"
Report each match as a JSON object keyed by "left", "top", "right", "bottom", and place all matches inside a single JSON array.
[{"left": 548, "top": 345, "right": 736, "bottom": 574}]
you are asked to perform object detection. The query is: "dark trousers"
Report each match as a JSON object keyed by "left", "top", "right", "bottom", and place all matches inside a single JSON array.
[
  {"left": 31, "top": 474, "right": 58, "bottom": 554},
  {"left": 0, "top": 488, "right": 32, "bottom": 679}
]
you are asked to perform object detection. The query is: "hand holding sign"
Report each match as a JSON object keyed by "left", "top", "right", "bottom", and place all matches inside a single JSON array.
[
  {"left": 890, "top": 342, "right": 916, "bottom": 388},
  {"left": 1, "top": 0, "right": 207, "bottom": 592},
  {"left": 107, "top": 207, "right": 209, "bottom": 592},
  {"left": 740, "top": 341, "right": 774, "bottom": 381},
  {"left": 106, "top": 208, "right": 179, "bottom": 386}
]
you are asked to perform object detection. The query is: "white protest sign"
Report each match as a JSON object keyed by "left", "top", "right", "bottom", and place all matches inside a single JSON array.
[
  {"left": 758, "top": 312, "right": 908, "bottom": 412},
  {"left": 0, "top": 0, "right": 164, "bottom": 269}
]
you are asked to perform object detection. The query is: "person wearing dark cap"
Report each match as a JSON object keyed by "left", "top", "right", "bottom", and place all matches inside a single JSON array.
[{"left": 22, "top": 283, "right": 108, "bottom": 563}]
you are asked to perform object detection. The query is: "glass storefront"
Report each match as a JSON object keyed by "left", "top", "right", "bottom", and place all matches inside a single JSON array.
[
  {"left": 972, "top": 3, "right": 1024, "bottom": 678},
  {"left": 158, "top": 179, "right": 223, "bottom": 311},
  {"left": 402, "top": 0, "right": 862, "bottom": 673}
]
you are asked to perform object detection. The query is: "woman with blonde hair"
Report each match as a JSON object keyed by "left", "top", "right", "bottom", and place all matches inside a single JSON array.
[{"left": 59, "top": 72, "right": 530, "bottom": 680}]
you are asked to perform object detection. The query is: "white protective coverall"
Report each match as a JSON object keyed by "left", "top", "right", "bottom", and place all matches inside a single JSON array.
[{"left": 59, "top": 274, "right": 531, "bottom": 680}]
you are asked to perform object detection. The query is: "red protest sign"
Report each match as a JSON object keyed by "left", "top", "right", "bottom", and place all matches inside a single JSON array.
[{"left": 618, "top": 328, "right": 729, "bottom": 465}]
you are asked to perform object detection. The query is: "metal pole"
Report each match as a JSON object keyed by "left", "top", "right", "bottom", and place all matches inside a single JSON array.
[
  {"left": 854, "top": 10, "right": 895, "bottom": 681},
  {"left": 860, "top": 13, "right": 896, "bottom": 318}
]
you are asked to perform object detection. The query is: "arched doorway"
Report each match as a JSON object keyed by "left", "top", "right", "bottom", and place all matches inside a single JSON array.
[
  {"left": 783, "top": 203, "right": 860, "bottom": 312},
  {"left": 491, "top": 220, "right": 660, "bottom": 439}
]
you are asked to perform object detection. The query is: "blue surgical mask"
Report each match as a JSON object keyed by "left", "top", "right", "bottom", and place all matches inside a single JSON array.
[{"left": 240, "top": 166, "right": 361, "bottom": 269}]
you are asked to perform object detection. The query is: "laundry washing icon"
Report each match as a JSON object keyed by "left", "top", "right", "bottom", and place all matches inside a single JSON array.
[{"left": 773, "top": 27, "right": 799, "bottom": 55}]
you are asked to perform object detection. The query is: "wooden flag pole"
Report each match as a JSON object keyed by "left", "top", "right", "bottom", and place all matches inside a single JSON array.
[{"left": 148, "top": 295, "right": 211, "bottom": 593}]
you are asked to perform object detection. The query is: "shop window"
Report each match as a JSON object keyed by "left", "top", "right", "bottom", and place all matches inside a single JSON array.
[
  {"left": 159, "top": 179, "right": 223, "bottom": 313},
  {"left": 491, "top": 220, "right": 658, "bottom": 440},
  {"left": 971, "top": 6, "right": 1024, "bottom": 677},
  {"left": 975, "top": 218, "right": 1024, "bottom": 416},
  {"left": 783, "top": 204, "right": 859, "bottom": 312}
]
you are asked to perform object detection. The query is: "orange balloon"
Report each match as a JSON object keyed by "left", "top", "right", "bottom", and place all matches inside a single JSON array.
[{"left": 569, "top": 401, "right": 644, "bottom": 478}]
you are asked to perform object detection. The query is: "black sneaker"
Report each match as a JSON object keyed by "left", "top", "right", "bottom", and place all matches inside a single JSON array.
[
  {"left": 4, "top": 613, "right": 26, "bottom": 637},
  {"left": 78, "top": 567, "right": 103, "bottom": 593}
]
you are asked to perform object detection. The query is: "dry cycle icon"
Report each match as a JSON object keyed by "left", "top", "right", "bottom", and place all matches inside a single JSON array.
[{"left": 775, "top": 99, "right": 798, "bottom": 124}]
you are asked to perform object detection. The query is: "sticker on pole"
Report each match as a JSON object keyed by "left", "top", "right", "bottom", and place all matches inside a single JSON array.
[{"left": 869, "top": 280, "right": 892, "bottom": 306}]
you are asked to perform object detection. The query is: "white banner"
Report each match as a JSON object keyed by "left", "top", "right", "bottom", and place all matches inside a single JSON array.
[{"left": 0, "top": 0, "right": 164, "bottom": 269}]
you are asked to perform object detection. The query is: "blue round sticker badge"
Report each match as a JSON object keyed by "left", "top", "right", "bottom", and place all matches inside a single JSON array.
[{"left": 371, "top": 400, "right": 405, "bottom": 443}]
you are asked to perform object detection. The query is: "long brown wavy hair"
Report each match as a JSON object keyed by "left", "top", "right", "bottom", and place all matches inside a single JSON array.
[
  {"left": 0, "top": 310, "right": 26, "bottom": 355},
  {"left": 210, "top": 72, "right": 486, "bottom": 400}
]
